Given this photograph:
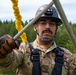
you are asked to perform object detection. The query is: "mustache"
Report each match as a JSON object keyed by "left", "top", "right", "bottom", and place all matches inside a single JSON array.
[{"left": 42, "top": 29, "right": 53, "bottom": 34}]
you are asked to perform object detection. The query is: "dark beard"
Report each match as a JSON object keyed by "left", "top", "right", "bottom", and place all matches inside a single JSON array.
[
  {"left": 41, "top": 29, "right": 54, "bottom": 43},
  {"left": 41, "top": 37, "right": 54, "bottom": 44}
]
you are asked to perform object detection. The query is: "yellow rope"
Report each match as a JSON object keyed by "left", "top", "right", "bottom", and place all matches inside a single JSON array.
[{"left": 11, "top": 0, "right": 28, "bottom": 42}]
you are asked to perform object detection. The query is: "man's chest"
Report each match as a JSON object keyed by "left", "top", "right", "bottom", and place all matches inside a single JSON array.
[{"left": 23, "top": 51, "right": 55, "bottom": 75}]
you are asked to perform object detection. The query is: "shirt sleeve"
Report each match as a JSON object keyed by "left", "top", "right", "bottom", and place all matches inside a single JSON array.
[
  {"left": 68, "top": 57, "right": 76, "bottom": 75},
  {"left": 0, "top": 42, "right": 26, "bottom": 72},
  {"left": 61, "top": 47, "right": 76, "bottom": 75}
]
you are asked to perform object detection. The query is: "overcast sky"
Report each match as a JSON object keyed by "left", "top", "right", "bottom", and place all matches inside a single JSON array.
[{"left": 0, "top": 0, "right": 76, "bottom": 23}]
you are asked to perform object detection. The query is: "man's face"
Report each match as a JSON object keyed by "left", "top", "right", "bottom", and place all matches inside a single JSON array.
[{"left": 34, "top": 17, "right": 58, "bottom": 43}]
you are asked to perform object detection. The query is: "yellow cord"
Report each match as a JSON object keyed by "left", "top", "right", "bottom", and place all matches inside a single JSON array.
[{"left": 11, "top": 0, "right": 28, "bottom": 42}]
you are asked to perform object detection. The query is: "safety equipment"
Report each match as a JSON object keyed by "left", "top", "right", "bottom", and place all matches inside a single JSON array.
[
  {"left": 35, "top": 4, "right": 62, "bottom": 25},
  {"left": 0, "top": 35, "right": 20, "bottom": 59},
  {"left": 29, "top": 43, "right": 64, "bottom": 75},
  {"left": 29, "top": 43, "right": 42, "bottom": 75}
]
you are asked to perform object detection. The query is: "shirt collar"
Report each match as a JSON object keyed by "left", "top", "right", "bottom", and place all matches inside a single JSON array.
[{"left": 32, "top": 40, "right": 57, "bottom": 53}]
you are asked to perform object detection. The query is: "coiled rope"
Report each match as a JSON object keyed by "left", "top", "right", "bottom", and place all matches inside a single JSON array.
[{"left": 11, "top": 0, "right": 28, "bottom": 42}]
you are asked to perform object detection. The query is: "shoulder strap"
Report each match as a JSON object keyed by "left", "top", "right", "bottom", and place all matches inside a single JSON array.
[
  {"left": 51, "top": 46, "right": 64, "bottom": 75},
  {"left": 29, "top": 43, "right": 42, "bottom": 75},
  {"left": 29, "top": 43, "right": 64, "bottom": 75}
]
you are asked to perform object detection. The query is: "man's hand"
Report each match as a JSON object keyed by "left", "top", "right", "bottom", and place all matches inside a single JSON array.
[{"left": 0, "top": 34, "right": 20, "bottom": 59}]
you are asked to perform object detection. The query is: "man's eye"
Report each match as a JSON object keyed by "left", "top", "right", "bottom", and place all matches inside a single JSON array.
[
  {"left": 49, "top": 22, "right": 56, "bottom": 25},
  {"left": 40, "top": 22, "right": 46, "bottom": 24}
]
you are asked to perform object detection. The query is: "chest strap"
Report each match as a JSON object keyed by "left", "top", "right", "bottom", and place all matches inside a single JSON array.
[
  {"left": 29, "top": 43, "right": 42, "bottom": 75},
  {"left": 51, "top": 47, "right": 64, "bottom": 75}
]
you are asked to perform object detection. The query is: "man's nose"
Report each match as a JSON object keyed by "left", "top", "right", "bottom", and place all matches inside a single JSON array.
[{"left": 45, "top": 23, "right": 50, "bottom": 28}]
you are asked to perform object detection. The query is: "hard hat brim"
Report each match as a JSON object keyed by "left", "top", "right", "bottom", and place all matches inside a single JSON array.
[
  {"left": 32, "top": 16, "right": 62, "bottom": 26},
  {"left": 40, "top": 16, "right": 62, "bottom": 26}
]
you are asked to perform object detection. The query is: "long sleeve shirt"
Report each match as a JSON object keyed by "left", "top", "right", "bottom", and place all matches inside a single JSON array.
[{"left": 0, "top": 40, "right": 76, "bottom": 75}]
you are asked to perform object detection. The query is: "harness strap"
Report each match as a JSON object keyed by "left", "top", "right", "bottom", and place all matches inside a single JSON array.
[
  {"left": 51, "top": 47, "right": 64, "bottom": 75},
  {"left": 29, "top": 43, "right": 64, "bottom": 75},
  {"left": 29, "top": 43, "right": 42, "bottom": 75}
]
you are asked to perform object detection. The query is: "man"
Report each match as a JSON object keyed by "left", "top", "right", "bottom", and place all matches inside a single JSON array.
[{"left": 0, "top": 4, "right": 76, "bottom": 75}]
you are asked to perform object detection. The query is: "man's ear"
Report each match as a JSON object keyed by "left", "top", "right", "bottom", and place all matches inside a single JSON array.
[{"left": 34, "top": 24, "right": 37, "bottom": 31}]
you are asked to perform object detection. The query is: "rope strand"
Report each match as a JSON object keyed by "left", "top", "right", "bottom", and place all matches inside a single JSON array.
[{"left": 11, "top": 0, "right": 28, "bottom": 42}]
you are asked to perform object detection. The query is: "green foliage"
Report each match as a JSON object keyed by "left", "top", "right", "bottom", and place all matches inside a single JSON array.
[
  {"left": 0, "top": 70, "right": 16, "bottom": 75},
  {"left": 55, "top": 24, "right": 76, "bottom": 53},
  {"left": 25, "top": 25, "right": 36, "bottom": 42},
  {"left": 0, "top": 21, "right": 17, "bottom": 37}
]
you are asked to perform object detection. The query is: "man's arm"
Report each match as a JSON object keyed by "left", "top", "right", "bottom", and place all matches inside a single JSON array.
[
  {"left": 0, "top": 34, "right": 23, "bottom": 71},
  {"left": 68, "top": 58, "right": 76, "bottom": 75}
]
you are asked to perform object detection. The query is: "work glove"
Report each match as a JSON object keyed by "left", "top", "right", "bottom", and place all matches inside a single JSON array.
[{"left": 0, "top": 34, "right": 20, "bottom": 59}]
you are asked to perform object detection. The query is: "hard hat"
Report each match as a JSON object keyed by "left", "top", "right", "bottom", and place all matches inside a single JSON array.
[{"left": 35, "top": 4, "right": 62, "bottom": 25}]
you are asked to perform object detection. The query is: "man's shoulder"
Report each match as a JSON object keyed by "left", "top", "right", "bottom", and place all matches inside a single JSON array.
[
  {"left": 60, "top": 47, "right": 74, "bottom": 61},
  {"left": 61, "top": 47, "right": 72, "bottom": 54},
  {"left": 20, "top": 42, "right": 29, "bottom": 47},
  {"left": 19, "top": 42, "right": 30, "bottom": 51}
]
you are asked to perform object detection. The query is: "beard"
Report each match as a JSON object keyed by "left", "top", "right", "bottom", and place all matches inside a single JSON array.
[
  {"left": 41, "top": 37, "right": 54, "bottom": 44},
  {"left": 39, "top": 29, "right": 54, "bottom": 44}
]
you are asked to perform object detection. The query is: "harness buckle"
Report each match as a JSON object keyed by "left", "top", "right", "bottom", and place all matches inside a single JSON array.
[{"left": 31, "top": 54, "right": 40, "bottom": 61}]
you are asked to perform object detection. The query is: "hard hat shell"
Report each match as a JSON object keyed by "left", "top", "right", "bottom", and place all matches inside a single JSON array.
[{"left": 35, "top": 4, "right": 62, "bottom": 25}]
